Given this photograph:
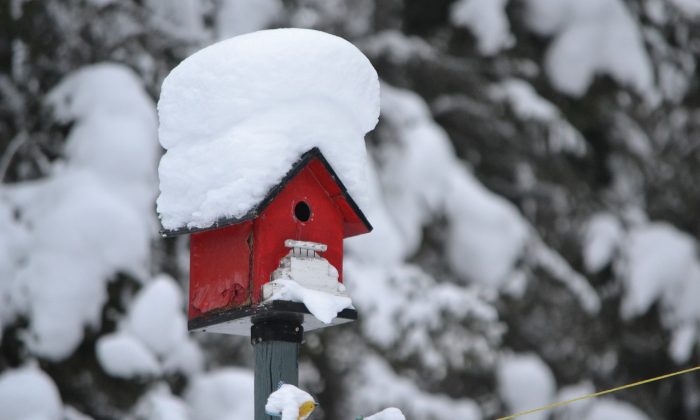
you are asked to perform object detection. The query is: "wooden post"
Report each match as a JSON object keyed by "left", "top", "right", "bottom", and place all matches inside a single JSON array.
[{"left": 252, "top": 317, "right": 303, "bottom": 420}]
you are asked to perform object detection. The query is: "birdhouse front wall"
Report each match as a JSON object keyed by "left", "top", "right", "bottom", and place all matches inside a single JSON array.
[
  {"left": 187, "top": 158, "right": 346, "bottom": 321},
  {"left": 251, "top": 163, "right": 344, "bottom": 304}
]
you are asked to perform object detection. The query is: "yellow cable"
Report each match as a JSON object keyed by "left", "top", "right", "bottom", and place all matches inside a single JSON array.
[{"left": 497, "top": 365, "right": 700, "bottom": 420}]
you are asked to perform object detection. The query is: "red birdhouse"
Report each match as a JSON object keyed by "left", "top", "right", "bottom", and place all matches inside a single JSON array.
[{"left": 162, "top": 147, "right": 372, "bottom": 335}]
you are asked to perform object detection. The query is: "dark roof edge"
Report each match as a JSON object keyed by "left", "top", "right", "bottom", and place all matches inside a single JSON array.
[{"left": 161, "top": 147, "right": 373, "bottom": 237}]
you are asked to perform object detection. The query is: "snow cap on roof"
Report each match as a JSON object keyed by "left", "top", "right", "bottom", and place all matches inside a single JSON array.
[{"left": 157, "top": 28, "right": 380, "bottom": 231}]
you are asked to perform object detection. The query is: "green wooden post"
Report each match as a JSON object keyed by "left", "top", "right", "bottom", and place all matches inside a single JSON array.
[{"left": 252, "top": 317, "right": 303, "bottom": 420}]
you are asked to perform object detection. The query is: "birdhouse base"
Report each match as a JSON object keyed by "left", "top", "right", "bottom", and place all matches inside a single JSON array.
[{"left": 188, "top": 300, "right": 357, "bottom": 336}]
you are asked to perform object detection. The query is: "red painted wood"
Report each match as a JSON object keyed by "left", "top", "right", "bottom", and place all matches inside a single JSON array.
[
  {"left": 251, "top": 161, "right": 344, "bottom": 304},
  {"left": 307, "top": 159, "right": 342, "bottom": 196},
  {"left": 189, "top": 221, "right": 252, "bottom": 319},
  {"left": 307, "top": 159, "right": 370, "bottom": 238}
]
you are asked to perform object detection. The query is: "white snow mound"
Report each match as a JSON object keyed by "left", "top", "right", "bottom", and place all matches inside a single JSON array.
[
  {"left": 364, "top": 407, "right": 406, "bottom": 420},
  {"left": 126, "top": 275, "right": 187, "bottom": 357},
  {"left": 498, "top": 353, "right": 556, "bottom": 420},
  {"left": 524, "top": 0, "right": 653, "bottom": 97},
  {"left": 0, "top": 365, "right": 62, "bottom": 420},
  {"left": 96, "top": 332, "right": 161, "bottom": 379},
  {"left": 186, "top": 368, "right": 254, "bottom": 420},
  {"left": 584, "top": 398, "right": 651, "bottom": 420},
  {"left": 265, "top": 383, "right": 315, "bottom": 420},
  {"left": 157, "top": 28, "right": 380, "bottom": 230},
  {"left": 265, "top": 279, "right": 352, "bottom": 324}
]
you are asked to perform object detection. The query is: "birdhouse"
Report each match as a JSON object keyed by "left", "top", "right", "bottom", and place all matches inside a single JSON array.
[{"left": 162, "top": 147, "right": 372, "bottom": 336}]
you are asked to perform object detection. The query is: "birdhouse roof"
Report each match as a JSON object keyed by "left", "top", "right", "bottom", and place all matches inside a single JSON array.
[{"left": 161, "top": 147, "right": 372, "bottom": 238}]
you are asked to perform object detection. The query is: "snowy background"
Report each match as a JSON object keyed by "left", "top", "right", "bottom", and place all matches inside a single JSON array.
[{"left": 1, "top": 1, "right": 699, "bottom": 419}]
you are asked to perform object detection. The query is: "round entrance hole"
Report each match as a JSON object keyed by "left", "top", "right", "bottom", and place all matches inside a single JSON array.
[{"left": 294, "top": 201, "right": 311, "bottom": 222}]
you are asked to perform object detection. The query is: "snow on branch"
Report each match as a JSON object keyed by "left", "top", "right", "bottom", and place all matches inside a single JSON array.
[
  {"left": 348, "top": 353, "right": 481, "bottom": 420},
  {"left": 1, "top": 64, "right": 157, "bottom": 360}
]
